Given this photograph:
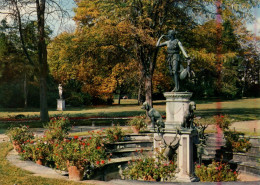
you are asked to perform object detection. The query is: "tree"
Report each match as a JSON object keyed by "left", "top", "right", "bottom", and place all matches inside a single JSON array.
[
  {"left": 0, "top": 0, "right": 69, "bottom": 121},
  {"left": 48, "top": 26, "right": 140, "bottom": 105},
  {"left": 74, "top": 0, "right": 195, "bottom": 106},
  {"left": 73, "top": 0, "right": 259, "bottom": 105},
  {"left": 0, "top": 19, "right": 37, "bottom": 108}
]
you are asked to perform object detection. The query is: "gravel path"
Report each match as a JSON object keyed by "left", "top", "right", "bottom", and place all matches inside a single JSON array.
[{"left": 207, "top": 120, "right": 260, "bottom": 133}]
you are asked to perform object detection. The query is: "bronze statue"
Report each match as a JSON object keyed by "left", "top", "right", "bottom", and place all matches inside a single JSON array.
[
  {"left": 141, "top": 102, "right": 165, "bottom": 131},
  {"left": 156, "top": 30, "right": 190, "bottom": 92}
]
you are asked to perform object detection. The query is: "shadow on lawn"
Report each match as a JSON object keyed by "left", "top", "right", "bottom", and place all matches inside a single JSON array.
[{"left": 196, "top": 108, "right": 260, "bottom": 120}]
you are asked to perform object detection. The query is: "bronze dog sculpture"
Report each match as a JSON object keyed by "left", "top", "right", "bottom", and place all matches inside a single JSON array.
[{"left": 141, "top": 102, "right": 165, "bottom": 131}]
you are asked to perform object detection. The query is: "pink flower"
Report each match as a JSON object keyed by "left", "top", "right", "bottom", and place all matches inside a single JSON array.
[
  {"left": 197, "top": 165, "right": 201, "bottom": 168},
  {"left": 96, "top": 161, "right": 100, "bottom": 165}
]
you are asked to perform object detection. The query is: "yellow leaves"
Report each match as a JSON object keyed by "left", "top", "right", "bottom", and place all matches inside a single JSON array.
[{"left": 74, "top": 0, "right": 101, "bottom": 25}]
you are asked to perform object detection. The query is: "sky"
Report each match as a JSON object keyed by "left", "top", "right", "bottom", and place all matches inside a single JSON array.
[
  {"left": 53, "top": 2, "right": 259, "bottom": 37},
  {"left": 246, "top": 7, "right": 260, "bottom": 37},
  {"left": 49, "top": 0, "right": 77, "bottom": 37},
  {"left": 0, "top": 1, "right": 259, "bottom": 37}
]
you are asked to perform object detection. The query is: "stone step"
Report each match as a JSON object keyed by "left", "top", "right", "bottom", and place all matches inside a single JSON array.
[
  {"left": 202, "top": 154, "right": 215, "bottom": 160},
  {"left": 108, "top": 156, "right": 134, "bottom": 164},
  {"left": 246, "top": 137, "right": 260, "bottom": 145},
  {"left": 205, "top": 139, "right": 226, "bottom": 146},
  {"left": 205, "top": 145, "right": 223, "bottom": 151},
  {"left": 202, "top": 151, "right": 233, "bottom": 161},
  {"left": 206, "top": 135, "right": 225, "bottom": 140},
  {"left": 110, "top": 147, "right": 152, "bottom": 158},
  {"left": 204, "top": 147, "right": 227, "bottom": 155},
  {"left": 106, "top": 140, "right": 153, "bottom": 150},
  {"left": 206, "top": 134, "right": 225, "bottom": 140},
  {"left": 230, "top": 160, "right": 260, "bottom": 176},
  {"left": 232, "top": 152, "right": 260, "bottom": 163},
  {"left": 124, "top": 134, "right": 153, "bottom": 141},
  {"left": 207, "top": 133, "right": 225, "bottom": 137},
  {"left": 247, "top": 146, "right": 260, "bottom": 154}
]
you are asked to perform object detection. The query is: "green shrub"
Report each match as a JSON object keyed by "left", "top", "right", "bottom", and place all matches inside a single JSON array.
[
  {"left": 128, "top": 116, "right": 147, "bottom": 131},
  {"left": 213, "top": 114, "right": 232, "bottom": 130},
  {"left": 20, "top": 139, "right": 52, "bottom": 163},
  {"left": 105, "top": 125, "right": 125, "bottom": 143},
  {"left": 224, "top": 131, "right": 252, "bottom": 153},
  {"left": 120, "top": 149, "right": 177, "bottom": 182},
  {"left": 6, "top": 125, "right": 34, "bottom": 145},
  {"left": 43, "top": 117, "right": 71, "bottom": 141},
  {"left": 52, "top": 133, "right": 108, "bottom": 179},
  {"left": 195, "top": 161, "right": 238, "bottom": 182}
]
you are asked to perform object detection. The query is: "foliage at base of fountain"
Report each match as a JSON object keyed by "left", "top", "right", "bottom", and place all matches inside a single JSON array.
[{"left": 119, "top": 148, "right": 177, "bottom": 182}]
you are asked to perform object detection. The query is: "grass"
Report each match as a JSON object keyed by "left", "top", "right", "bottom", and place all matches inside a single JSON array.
[
  {"left": 0, "top": 98, "right": 259, "bottom": 134},
  {"left": 0, "top": 142, "right": 90, "bottom": 185},
  {"left": 0, "top": 98, "right": 259, "bottom": 120}
]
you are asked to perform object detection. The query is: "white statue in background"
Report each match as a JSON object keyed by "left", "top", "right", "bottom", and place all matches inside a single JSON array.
[{"left": 58, "top": 84, "right": 63, "bottom": 99}]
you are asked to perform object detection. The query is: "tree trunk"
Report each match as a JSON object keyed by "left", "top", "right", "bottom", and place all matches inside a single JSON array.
[
  {"left": 139, "top": 47, "right": 158, "bottom": 108},
  {"left": 138, "top": 83, "right": 142, "bottom": 105},
  {"left": 137, "top": 74, "right": 144, "bottom": 105},
  {"left": 118, "top": 88, "right": 121, "bottom": 105},
  {"left": 39, "top": 77, "right": 49, "bottom": 121},
  {"left": 144, "top": 73, "right": 153, "bottom": 107},
  {"left": 24, "top": 73, "right": 28, "bottom": 109},
  {"left": 215, "top": 0, "right": 223, "bottom": 95},
  {"left": 37, "top": 0, "right": 49, "bottom": 122}
]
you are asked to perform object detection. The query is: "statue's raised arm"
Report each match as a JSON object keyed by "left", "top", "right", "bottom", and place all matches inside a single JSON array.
[{"left": 156, "top": 35, "right": 167, "bottom": 47}]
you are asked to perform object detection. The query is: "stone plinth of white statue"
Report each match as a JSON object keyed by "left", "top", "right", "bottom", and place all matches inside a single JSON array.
[
  {"left": 57, "top": 99, "right": 65, "bottom": 111},
  {"left": 163, "top": 92, "right": 192, "bottom": 130}
]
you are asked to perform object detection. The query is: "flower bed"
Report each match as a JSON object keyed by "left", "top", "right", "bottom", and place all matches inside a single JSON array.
[
  {"left": 120, "top": 149, "right": 177, "bottom": 182},
  {"left": 6, "top": 117, "right": 110, "bottom": 181},
  {"left": 195, "top": 161, "right": 238, "bottom": 182},
  {"left": 6, "top": 125, "right": 34, "bottom": 153},
  {"left": 224, "top": 131, "right": 252, "bottom": 153}
]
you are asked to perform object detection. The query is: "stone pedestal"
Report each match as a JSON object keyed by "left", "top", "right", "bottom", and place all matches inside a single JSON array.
[
  {"left": 175, "top": 129, "right": 197, "bottom": 182},
  {"left": 153, "top": 129, "right": 197, "bottom": 182},
  {"left": 163, "top": 92, "right": 192, "bottom": 130},
  {"left": 57, "top": 99, "right": 65, "bottom": 111},
  {"left": 152, "top": 91, "right": 197, "bottom": 182}
]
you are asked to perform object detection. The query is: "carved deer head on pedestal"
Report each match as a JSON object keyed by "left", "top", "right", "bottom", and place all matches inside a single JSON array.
[{"left": 156, "top": 130, "right": 181, "bottom": 160}]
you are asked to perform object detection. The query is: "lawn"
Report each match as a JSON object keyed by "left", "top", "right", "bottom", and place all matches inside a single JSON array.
[
  {"left": 0, "top": 98, "right": 259, "bottom": 119},
  {"left": 0, "top": 98, "right": 259, "bottom": 133},
  {"left": 0, "top": 142, "right": 90, "bottom": 185}
]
